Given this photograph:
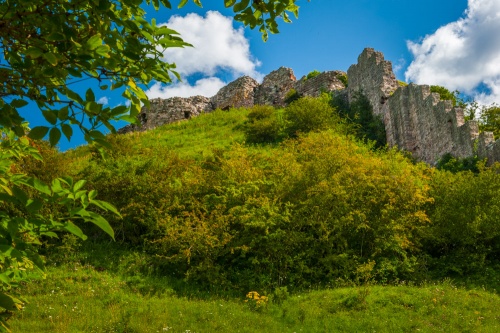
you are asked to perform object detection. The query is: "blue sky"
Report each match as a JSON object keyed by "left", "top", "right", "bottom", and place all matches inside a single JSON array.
[{"left": 24, "top": 0, "right": 500, "bottom": 150}]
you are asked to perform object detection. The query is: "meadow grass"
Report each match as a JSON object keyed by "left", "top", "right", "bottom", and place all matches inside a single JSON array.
[
  {"left": 11, "top": 266, "right": 500, "bottom": 332},
  {"left": 10, "top": 243, "right": 500, "bottom": 332},
  {"left": 12, "top": 106, "right": 500, "bottom": 332}
]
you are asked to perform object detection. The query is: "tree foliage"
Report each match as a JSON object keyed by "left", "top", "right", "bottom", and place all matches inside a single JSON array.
[
  {"left": 479, "top": 105, "right": 500, "bottom": 139},
  {"left": 0, "top": 0, "right": 304, "bottom": 146},
  {"left": 0, "top": 0, "right": 308, "bottom": 330}
]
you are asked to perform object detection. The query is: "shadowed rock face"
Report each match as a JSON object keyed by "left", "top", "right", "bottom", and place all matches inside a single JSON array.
[{"left": 118, "top": 48, "right": 499, "bottom": 165}]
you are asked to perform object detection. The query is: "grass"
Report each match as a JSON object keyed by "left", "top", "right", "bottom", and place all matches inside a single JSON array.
[
  {"left": 11, "top": 267, "right": 500, "bottom": 332},
  {"left": 117, "top": 108, "right": 249, "bottom": 160},
  {"left": 11, "top": 106, "right": 500, "bottom": 332},
  {"left": 9, "top": 243, "right": 500, "bottom": 332}
]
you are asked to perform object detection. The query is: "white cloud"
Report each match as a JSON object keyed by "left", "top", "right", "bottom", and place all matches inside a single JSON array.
[
  {"left": 159, "top": 11, "right": 261, "bottom": 78},
  {"left": 97, "top": 96, "right": 109, "bottom": 105},
  {"left": 405, "top": 0, "right": 500, "bottom": 105},
  {"left": 146, "top": 77, "right": 226, "bottom": 99},
  {"left": 145, "top": 11, "right": 263, "bottom": 100}
]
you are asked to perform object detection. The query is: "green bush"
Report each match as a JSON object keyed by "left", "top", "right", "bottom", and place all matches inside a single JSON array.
[
  {"left": 430, "top": 85, "right": 462, "bottom": 107},
  {"left": 424, "top": 165, "right": 500, "bottom": 276},
  {"left": 243, "top": 105, "right": 283, "bottom": 144},
  {"left": 306, "top": 70, "right": 321, "bottom": 80},
  {"left": 283, "top": 94, "right": 341, "bottom": 137},
  {"left": 479, "top": 105, "right": 500, "bottom": 139},
  {"left": 284, "top": 88, "right": 301, "bottom": 105},
  {"left": 436, "top": 153, "right": 480, "bottom": 173},
  {"left": 337, "top": 73, "right": 348, "bottom": 87}
]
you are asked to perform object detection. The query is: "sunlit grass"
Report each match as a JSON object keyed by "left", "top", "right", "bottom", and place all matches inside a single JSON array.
[{"left": 12, "top": 261, "right": 500, "bottom": 332}]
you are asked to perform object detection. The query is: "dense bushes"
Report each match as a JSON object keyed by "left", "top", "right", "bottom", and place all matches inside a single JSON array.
[
  {"left": 32, "top": 104, "right": 500, "bottom": 293},
  {"left": 424, "top": 165, "right": 500, "bottom": 276},
  {"left": 243, "top": 105, "right": 283, "bottom": 144},
  {"left": 244, "top": 96, "right": 345, "bottom": 144},
  {"left": 283, "top": 94, "right": 343, "bottom": 138}
]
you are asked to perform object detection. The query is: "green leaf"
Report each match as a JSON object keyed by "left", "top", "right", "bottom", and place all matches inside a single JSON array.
[
  {"left": 42, "top": 52, "right": 58, "bottom": 65},
  {"left": 31, "top": 178, "right": 52, "bottom": 195},
  {"left": 87, "top": 212, "right": 115, "bottom": 240},
  {"left": 73, "top": 179, "right": 87, "bottom": 192},
  {"left": 26, "top": 47, "right": 43, "bottom": 59},
  {"left": 85, "top": 88, "right": 95, "bottom": 102},
  {"left": 177, "top": 0, "right": 188, "bottom": 8},
  {"left": 42, "top": 110, "right": 58, "bottom": 125},
  {"left": 26, "top": 199, "right": 43, "bottom": 213},
  {"left": 0, "top": 292, "right": 23, "bottom": 311},
  {"left": 10, "top": 99, "right": 28, "bottom": 108},
  {"left": 47, "top": 32, "right": 65, "bottom": 41},
  {"left": 225, "top": 0, "right": 236, "bottom": 7},
  {"left": 65, "top": 89, "right": 83, "bottom": 103},
  {"left": 49, "top": 127, "right": 61, "bottom": 146},
  {"left": 234, "top": 0, "right": 250, "bottom": 12},
  {"left": 160, "top": 0, "right": 172, "bottom": 9},
  {"left": 61, "top": 123, "right": 73, "bottom": 141},
  {"left": 95, "top": 45, "right": 110, "bottom": 57},
  {"left": 28, "top": 126, "right": 49, "bottom": 140},
  {"left": 91, "top": 199, "right": 120, "bottom": 216},
  {"left": 63, "top": 222, "right": 88, "bottom": 240},
  {"left": 86, "top": 34, "right": 102, "bottom": 50},
  {"left": 58, "top": 106, "right": 69, "bottom": 120}
]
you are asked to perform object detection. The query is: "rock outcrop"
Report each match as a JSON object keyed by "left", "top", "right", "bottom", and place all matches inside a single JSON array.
[
  {"left": 253, "top": 67, "right": 297, "bottom": 106},
  {"left": 346, "top": 48, "right": 499, "bottom": 165},
  {"left": 118, "top": 47, "right": 500, "bottom": 165},
  {"left": 211, "top": 76, "right": 259, "bottom": 110}
]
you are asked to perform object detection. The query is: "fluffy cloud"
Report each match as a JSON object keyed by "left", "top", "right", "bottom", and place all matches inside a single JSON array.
[
  {"left": 146, "top": 77, "right": 226, "bottom": 99},
  {"left": 97, "top": 96, "right": 109, "bottom": 105},
  {"left": 405, "top": 0, "right": 500, "bottom": 105},
  {"left": 159, "top": 11, "right": 261, "bottom": 78},
  {"left": 146, "top": 11, "right": 261, "bottom": 100}
]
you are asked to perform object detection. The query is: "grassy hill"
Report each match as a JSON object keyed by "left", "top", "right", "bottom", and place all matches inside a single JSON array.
[{"left": 11, "top": 97, "right": 500, "bottom": 331}]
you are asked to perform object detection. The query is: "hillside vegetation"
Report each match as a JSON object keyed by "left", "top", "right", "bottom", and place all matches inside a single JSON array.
[{"left": 10, "top": 96, "right": 500, "bottom": 331}]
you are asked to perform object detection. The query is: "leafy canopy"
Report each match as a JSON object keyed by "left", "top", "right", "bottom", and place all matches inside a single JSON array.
[{"left": 0, "top": 0, "right": 304, "bottom": 147}]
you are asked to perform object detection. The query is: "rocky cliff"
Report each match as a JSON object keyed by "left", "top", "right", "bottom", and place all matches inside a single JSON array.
[{"left": 119, "top": 48, "right": 500, "bottom": 165}]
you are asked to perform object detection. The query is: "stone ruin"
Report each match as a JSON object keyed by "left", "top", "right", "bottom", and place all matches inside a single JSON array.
[
  {"left": 119, "top": 48, "right": 500, "bottom": 165},
  {"left": 118, "top": 68, "right": 347, "bottom": 134},
  {"left": 347, "top": 48, "right": 499, "bottom": 165}
]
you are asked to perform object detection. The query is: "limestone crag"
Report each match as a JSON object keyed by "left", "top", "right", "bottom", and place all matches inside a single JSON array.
[
  {"left": 118, "top": 95, "right": 211, "bottom": 134},
  {"left": 347, "top": 48, "right": 399, "bottom": 117},
  {"left": 346, "top": 48, "right": 499, "bottom": 165},
  {"left": 384, "top": 84, "right": 478, "bottom": 163},
  {"left": 211, "top": 76, "right": 259, "bottom": 110},
  {"left": 294, "top": 71, "right": 346, "bottom": 97},
  {"left": 118, "top": 47, "right": 500, "bottom": 165},
  {"left": 253, "top": 67, "right": 297, "bottom": 106}
]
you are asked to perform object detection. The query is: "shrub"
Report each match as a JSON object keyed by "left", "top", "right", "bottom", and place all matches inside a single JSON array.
[
  {"left": 479, "top": 104, "right": 500, "bottom": 139},
  {"left": 424, "top": 165, "right": 500, "bottom": 276},
  {"left": 243, "top": 105, "right": 283, "bottom": 144},
  {"left": 284, "top": 89, "right": 301, "bottom": 105},
  {"left": 306, "top": 70, "right": 321, "bottom": 80},
  {"left": 337, "top": 73, "right": 348, "bottom": 87},
  {"left": 283, "top": 94, "right": 341, "bottom": 137},
  {"left": 436, "top": 153, "right": 480, "bottom": 173},
  {"left": 430, "top": 85, "right": 462, "bottom": 107}
]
